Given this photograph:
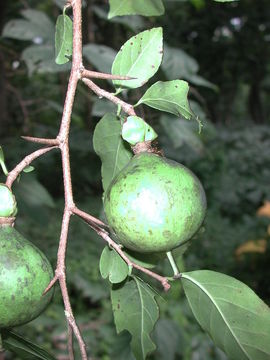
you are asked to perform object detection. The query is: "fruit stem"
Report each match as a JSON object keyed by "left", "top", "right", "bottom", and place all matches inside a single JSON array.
[{"left": 166, "top": 251, "right": 181, "bottom": 278}]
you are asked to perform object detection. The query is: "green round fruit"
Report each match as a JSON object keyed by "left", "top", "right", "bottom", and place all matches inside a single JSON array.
[
  {"left": 0, "top": 225, "right": 54, "bottom": 328},
  {"left": 104, "top": 152, "right": 206, "bottom": 253},
  {"left": 0, "top": 184, "right": 17, "bottom": 217}
]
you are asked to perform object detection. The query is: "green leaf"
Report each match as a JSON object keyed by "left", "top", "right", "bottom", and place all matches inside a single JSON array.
[
  {"left": 14, "top": 174, "right": 55, "bottom": 208},
  {"left": 55, "top": 14, "right": 73, "bottom": 65},
  {"left": 160, "top": 114, "right": 204, "bottom": 153},
  {"left": 122, "top": 116, "right": 158, "bottom": 146},
  {"left": 0, "top": 146, "right": 8, "bottom": 176},
  {"left": 93, "top": 5, "right": 144, "bottom": 32},
  {"left": 123, "top": 249, "right": 165, "bottom": 269},
  {"left": 23, "top": 165, "right": 35, "bottom": 173},
  {"left": 2, "top": 330, "right": 57, "bottom": 360},
  {"left": 2, "top": 10, "right": 54, "bottom": 44},
  {"left": 162, "top": 44, "right": 217, "bottom": 90},
  {"left": 136, "top": 80, "right": 193, "bottom": 119},
  {"left": 182, "top": 270, "right": 270, "bottom": 360},
  {"left": 22, "top": 45, "right": 71, "bottom": 76},
  {"left": 100, "top": 246, "right": 129, "bottom": 284},
  {"left": 112, "top": 28, "right": 163, "bottom": 90},
  {"left": 83, "top": 44, "right": 117, "bottom": 74},
  {"left": 93, "top": 113, "right": 133, "bottom": 192},
  {"left": 153, "top": 319, "right": 184, "bottom": 360},
  {"left": 111, "top": 276, "right": 159, "bottom": 359},
  {"left": 108, "top": 0, "right": 164, "bottom": 19}
]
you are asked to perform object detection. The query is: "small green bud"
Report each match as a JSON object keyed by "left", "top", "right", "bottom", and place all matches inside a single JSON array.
[
  {"left": 122, "top": 116, "right": 158, "bottom": 146},
  {"left": 0, "top": 184, "right": 17, "bottom": 217}
]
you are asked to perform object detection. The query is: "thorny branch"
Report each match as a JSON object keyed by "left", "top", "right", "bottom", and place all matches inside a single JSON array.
[{"left": 4, "top": 0, "right": 171, "bottom": 358}]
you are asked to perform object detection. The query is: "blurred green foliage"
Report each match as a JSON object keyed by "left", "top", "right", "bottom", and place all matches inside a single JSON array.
[{"left": 0, "top": 0, "right": 270, "bottom": 359}]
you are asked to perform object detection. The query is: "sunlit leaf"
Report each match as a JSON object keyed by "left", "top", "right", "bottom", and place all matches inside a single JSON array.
[
  {"left": 112, "top": 28, "right": 163, "bottom": 90},
  {"left": 257, "top": 201, "right": 270, "bottom": 218},
  {"left": 235, "top": 239, "right": 267, "bottom": 257}
]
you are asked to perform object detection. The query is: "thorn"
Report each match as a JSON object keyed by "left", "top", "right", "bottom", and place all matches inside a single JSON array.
[
  {"left": 22, "top": 136, "right": 59, "bottom": 146},
  {"left": 43, "top": 275, "right": 58, "bottom": 295}
]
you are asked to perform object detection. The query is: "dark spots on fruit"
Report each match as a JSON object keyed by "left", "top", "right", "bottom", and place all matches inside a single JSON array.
[
  {"left": 151, "top": 65, "right": 155, "bottom": 68},
  {"left": 130, "top": 42, "right": 133, "bottom": 45},
  {"left": 117, "top": 303, "right": 120, "bottom": 309},
  {"left": 162, "top": 230, "right": 172, "bottom": 239}
]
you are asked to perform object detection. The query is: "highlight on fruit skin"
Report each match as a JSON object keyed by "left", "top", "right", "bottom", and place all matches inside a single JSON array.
[
  {"left": 0, "top": 183, "right": 17, "bottom": 217},
  {"left": 0, "top": 225, "right": 54, "bottom": 329},
  {"left": 104, "top": 152, "right": 207, "bottom": 253}
]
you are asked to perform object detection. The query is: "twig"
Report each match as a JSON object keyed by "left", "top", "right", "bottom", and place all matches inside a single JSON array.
[
  {"left": 82, "top": 78, "right": 136, "bottom": 116},
  {"left": 81, "top": 69, "right": 135, "bottom": 81},
  {"left": 22, "top": 136, "right": 59, "bottom": 146},
  {"left": 5, "top": 146, "right": 57, "bottom": 188},
  {"left": 96, "top": 228, "right": 171, "bottom": 292},
  {"left": 72, "top": 206, "right": 109, "bottom": 230}
]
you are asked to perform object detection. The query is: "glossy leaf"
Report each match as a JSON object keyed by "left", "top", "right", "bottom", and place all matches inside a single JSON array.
[
  {"left": 182, "top": 270, "right": 270, "bottom": 360},
  {"left": 83, "top": 44, "right": 117, "bottom": 74},
  {"left": 122, "top": 116, "right": 158, "bottom": 145},
  {"left": 93, "top": 113, "right": 133, "bottom": 192},
  {"left": 108, "top": 0, "right": 164, "bottom": 19},
  {"left": 111, "top": 276, "right": 159, "bottom": 359},
  {"left": 55, "top": 14, "right": 73, "bottom": 65},
  {"left": 136, "top": 80, "right": 193, "bottom": 119},
  {"left": 2, "top": 330, "right": 57, "bottom": 360},
  {"left": 112, "top": 28, "right": 163, "bottom": 90},
  {"left": 100, "top": 246, "right": 129, "bottom": 284}
]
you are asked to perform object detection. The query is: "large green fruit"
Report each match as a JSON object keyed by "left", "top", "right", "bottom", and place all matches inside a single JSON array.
[
  {"left": 104, "top": 152, "right": 206, "bottom": 253},
  {"left": 0, "top": 225, "right": 54, "bottom": 328}
]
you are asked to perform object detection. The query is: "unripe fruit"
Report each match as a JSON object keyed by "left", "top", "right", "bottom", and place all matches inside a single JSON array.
[
  {"left": 0, "top": 184, "right": 17, "bottom": 217},
  {"left": 104, "top": 152, "right": 206, "bottom": 253},
  {"left": 0, "top": 225, "right": 53, "bottom": 328}
]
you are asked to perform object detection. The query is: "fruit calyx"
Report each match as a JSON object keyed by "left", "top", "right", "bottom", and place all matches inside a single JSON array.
[
  {"left": 0, "top": 217, "right": 15, "bottom": 227},
  {"left": 131, "top": 140, "right": 164, "bottom": 157}
]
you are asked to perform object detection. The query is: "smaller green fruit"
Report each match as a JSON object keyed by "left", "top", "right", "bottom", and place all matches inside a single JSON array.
[
  {"left": 0, "top": 184, "right": 17, "bottom": 217},
  {"left": 0, "top": 226, "right": 54, "bottom": 328}
]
